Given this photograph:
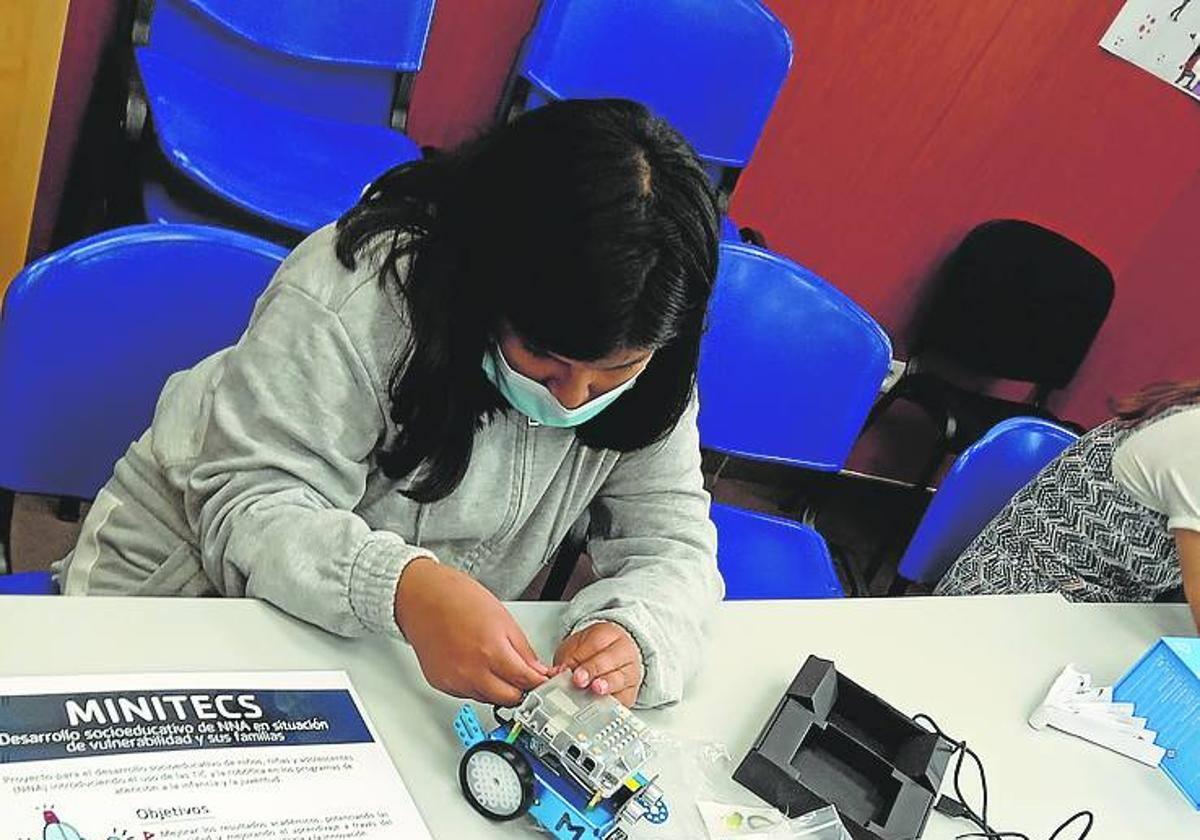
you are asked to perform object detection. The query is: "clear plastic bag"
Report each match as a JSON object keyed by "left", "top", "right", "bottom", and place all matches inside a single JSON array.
[
  {"left": 690, "top": 801, "right": 849, "bottom": 840},
  {"left": 626, "top": 731, "right": 852, "bottom": 840}
]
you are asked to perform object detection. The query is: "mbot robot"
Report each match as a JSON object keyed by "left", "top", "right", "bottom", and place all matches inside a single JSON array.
[{"left": 454, "top": 672, "right": 669, "bottom": 839}]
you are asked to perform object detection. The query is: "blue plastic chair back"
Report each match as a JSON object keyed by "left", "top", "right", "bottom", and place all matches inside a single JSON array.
[
  {"left": 185, "top": 0, "right": 434, "bottom": 68},
  {"left": 136, "top": 49, "right": 422, "bottom": 232},
  {"left": 0, "top": 225, "right": 286, "bottom": 499},
  {"left": 897, "top": 417, "right": 1078, "bottom": 585},
  {"left": 143, "top": 0, "right": 436, "bottom": 125},
  {"left": 699, "top": 243, "right": 893, "bottom": 471},
  {"left": 711, "top": 503, "right": 844, "bottom": 599},
  {"left": 517, "top": 0, "right": 792, "bottom": 171},
  {"left": 0, "top": 571, "right": 57, "bottom": 595}
]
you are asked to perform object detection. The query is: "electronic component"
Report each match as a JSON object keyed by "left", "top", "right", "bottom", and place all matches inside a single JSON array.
[
  {"left": 453, "top": 670, "right": 668, "bottom": 840},
  {"left": 513, "top": 671, "right": 652, "bottom": 798}
]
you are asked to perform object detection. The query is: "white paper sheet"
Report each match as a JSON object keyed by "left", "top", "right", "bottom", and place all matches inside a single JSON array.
[
  {"left": 0, "top": 671, "right": 432, "bottom": 839},
  {"left": 1101, "top": 0, "right": 1200, "bottom": 101}
]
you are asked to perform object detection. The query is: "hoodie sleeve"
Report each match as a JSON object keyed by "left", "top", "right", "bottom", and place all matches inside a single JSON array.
[
  {"left": 560, "top": 395, "right": 723, "bottom": 707},
  {"left": 185, "top": 283, "right": 434, "bottom": 638}
]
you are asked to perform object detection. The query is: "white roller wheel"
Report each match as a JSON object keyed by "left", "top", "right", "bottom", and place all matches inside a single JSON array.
[{"left": 460, "top": 741, "right": 533, "bottom": 821}]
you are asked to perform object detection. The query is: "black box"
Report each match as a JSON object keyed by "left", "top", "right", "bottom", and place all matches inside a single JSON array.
[{"left": 733, "top": 656, "right": 953, "bottom": 840}]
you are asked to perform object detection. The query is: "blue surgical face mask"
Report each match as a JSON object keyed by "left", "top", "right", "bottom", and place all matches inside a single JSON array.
[{"left": 481, "top": 345, "right": 641, "bottom": 428}]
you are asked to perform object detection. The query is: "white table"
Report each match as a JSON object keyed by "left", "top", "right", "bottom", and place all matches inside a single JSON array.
[{"left": 0, "top": 594, "right": 1195, "bottom": 839}]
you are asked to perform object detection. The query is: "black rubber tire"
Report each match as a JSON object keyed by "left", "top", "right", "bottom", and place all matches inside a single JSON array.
[{"left": 459, "top": 740, "right": 535, "bottom": 821}]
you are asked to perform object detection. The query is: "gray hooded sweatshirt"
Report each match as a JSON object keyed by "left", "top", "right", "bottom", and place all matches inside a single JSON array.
[{"left": 57, "top": 225, "right": 722, "bottom": 708}]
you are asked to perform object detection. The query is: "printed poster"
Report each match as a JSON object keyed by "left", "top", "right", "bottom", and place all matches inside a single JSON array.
[
  {"left": 0, "top": 672, "right": 432, "bottom": 840},
  {"left": 1101, "top": 0, "right": 1200, "bottom": 100}
]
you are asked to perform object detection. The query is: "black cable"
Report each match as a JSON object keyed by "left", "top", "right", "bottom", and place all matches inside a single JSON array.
[
  {"left": 912, "top": 713, "right": 1093, "bottom": 840},
  {"left": 1048, "top": 812, "right": 1093, "bottom": 840}
]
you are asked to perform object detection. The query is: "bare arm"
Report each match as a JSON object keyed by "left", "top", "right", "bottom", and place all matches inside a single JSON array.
[{"left": 1175, "top": 529, "right": 1200, "bottom": 632}]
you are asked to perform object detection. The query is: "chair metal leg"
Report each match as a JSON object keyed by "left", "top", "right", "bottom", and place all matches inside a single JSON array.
[
  {"left": 781, "top": 471, "right": 835, "bottom": 526},
  {"left": 705, "top": 453, "right": 732, "bottom": 494},
  {"left": 912, "top": 439, "right": 950, "bottom": 495},
  {"left": 860, "top": 383, "right": 903, "bottom": 438},
  {"left": 862, "top": 436, "right": 946, "bottom": 589},
  {"left": 829, "top": 541, "right": 867, "bottom": 598},
  {"left": 864, "top": 519, "right": 918, "bottom": 592},
  {"left": 862, "top": 546, "right": 889, "bottom": 589},
  {"left": 849, "top": 372, "right": 957, "bottom": 591}
]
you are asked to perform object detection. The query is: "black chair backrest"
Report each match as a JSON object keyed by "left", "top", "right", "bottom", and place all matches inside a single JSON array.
[{"left": 913, "top": 220, "right": 1114, "bottom": 388}]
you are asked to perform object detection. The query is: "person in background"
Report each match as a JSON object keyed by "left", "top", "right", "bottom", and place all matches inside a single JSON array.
[
  {"left": 55, "top": 99, "right": 724, "bottom": 709},
  {"left": 1175, "top": 42, "right": 1200, "bottom": 89},
  {"left": 937, "top": 380, "right": 1200, "bottom": 632}
]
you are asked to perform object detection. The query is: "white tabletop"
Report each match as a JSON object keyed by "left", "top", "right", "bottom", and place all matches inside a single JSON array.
[{"left": 0, "top": 593, "right": 1195, "bottom": 839}]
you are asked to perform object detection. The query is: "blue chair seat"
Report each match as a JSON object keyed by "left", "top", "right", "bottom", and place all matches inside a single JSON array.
[
  {"left": 137, "top": 50, "right": 421, "bottom": 233},
  {"left": 896, "top": 417, "right": 1078, "bottom": 587},
  {"left": 0, "top": 571, "right": 58, "bottom": 595},
  {"left": 711, "top": 503, "right": 845, "bottom": 600}
]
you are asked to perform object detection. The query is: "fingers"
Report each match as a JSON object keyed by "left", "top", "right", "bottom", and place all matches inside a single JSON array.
[
  {"left": 591, "top": 659, "right": 642, "bottom": 708},
  {"left": 572, "top": 632, "right": 637, "bottom": 685},
  {"left": 570, "top": 645, "right": 639, "bottom": 696},
  {"left": 588, "top": 661, "right": 640, "bottom": 698},
  {"left": 551, "top": 623, "right": 643, "bottom": 707},
  {"left": 553, "top": 636, "right": 581, "bottom": 669},
  {"left": 490, "top": 638, "right": 549, "bottom": 693},
  {"left": 556, "top": 623, "right": 621, "bottom": 670},
  {"left": 571, "top": 641, "right": 628, "bottom": 689},
  {"left": 475, "top": 673, "right": 525, "bottom": 707},
  {"left": 508, "top": 627, "right": 550, "bottom": 676}
]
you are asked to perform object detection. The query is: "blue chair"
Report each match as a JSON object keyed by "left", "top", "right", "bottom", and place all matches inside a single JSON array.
[
  {"left": 0, "top": 571, "right": 57, "bottom": 595},
  {"left": 0, "top": 225, "right": 285, "bottom": 508},
  {"left": 712, "top": 504, "right": 844, "bottom": 600},
  {"left": 503, "top": 0, "right": 792, "bottom": 241},
  {"left": 892, "top": 417, "right": 1078, "bottom": 592},
  {"left": 699, "top": 243, "right": 893, "bottom": 599},
  {"left": 700, "top": 244, "right": 893, "bottom": 471},
  {"left": 134, "top": 0, "right": 436, "bottom": 234}
]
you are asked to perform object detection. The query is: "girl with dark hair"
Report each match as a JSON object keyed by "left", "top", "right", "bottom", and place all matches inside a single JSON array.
[
  {"left": 56, "top": 99, "right": 724, "bottom": 708},
  {"left": 937, "top": 380, "right": 1200, "bottom": 631}
]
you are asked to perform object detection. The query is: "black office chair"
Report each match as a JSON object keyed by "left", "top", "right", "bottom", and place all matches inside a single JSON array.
[{"left": 868, "top": 219, "right": 1114, "bottom": 492}]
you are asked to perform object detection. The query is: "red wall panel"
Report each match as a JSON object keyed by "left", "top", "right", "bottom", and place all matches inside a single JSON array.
[
  {"left": 730, "top": 0, "right": 1200, "bottom": 424},
  {"left": 407, "top": 0, "right": 539, "bottom": 149}
]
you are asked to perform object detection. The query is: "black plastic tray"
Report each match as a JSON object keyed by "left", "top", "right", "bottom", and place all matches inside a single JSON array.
[{"left": 734, "top": 656, "right": 953, "bottom": 840}]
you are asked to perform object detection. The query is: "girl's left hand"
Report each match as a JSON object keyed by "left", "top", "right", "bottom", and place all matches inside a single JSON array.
[{"left": 553, "top": 622, "right": 643, "bottom": 707}]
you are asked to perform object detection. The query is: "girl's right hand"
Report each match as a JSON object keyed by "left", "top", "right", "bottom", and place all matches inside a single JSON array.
[{"left": 394, "top": 557, "right": 549, "bottom": 705}]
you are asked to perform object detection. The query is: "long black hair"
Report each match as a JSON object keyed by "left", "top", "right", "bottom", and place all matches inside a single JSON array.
[{"left": 336, "top": 98, "right": 720, "bottom": 502}]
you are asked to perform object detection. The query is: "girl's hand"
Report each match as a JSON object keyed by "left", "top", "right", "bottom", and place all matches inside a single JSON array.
[
  {"left": 553, "top": 622, "right": 644, "bottom": 707},
  {"left": 394, "top": 558, "right": 549, "bottom": 705}
]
